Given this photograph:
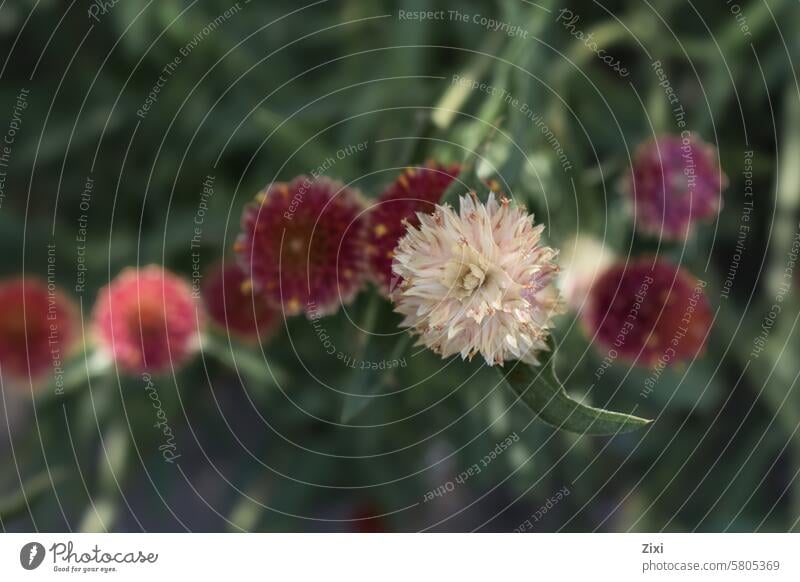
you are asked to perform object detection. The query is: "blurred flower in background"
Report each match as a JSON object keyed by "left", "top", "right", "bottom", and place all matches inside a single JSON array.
[
  {"left": 235, "top": 177, "right": 367, "bottom": 317},
  {"left": 392, "top": 193, "right": 563, "bottom": 366},
  {"left": 92, "top": 266, "right": 203, "bottom": 375},
  {"left": 583, "top": 258, "right": 712, "bottom": 367},
  {"left": 0, "top": 277, "right": 78, "bottom": 387},
  {"left": 622, "top": 134, "right": 728, "bottom": 239},
  {"left": 366, "top": 162, "right": 461, "bottom": 294},
  {"left": 202, "top": 261, "right": 279, "bottom": 343},
  {"left": 557, "top": 235, "right": 615, "bottom": 312}
]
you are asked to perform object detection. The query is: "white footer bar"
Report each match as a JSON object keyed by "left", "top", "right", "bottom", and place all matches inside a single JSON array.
[{"left": 1, "top": 533, "right": 797, "bottom": 580}]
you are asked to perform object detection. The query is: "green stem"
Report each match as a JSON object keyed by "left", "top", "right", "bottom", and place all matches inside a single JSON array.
[{"left": 79, "top": 417, "right": 130, "bottom": 533}]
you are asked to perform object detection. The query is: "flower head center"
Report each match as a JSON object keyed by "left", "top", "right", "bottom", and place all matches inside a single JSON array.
[
  {"left": 128, "top": 297, "right": 167, "bottom": 340},
  {"left": 443, "top": 245, "right": 496, "bottom": 301},
  {"left": 461, "top": 264, "right": 487, "bottom": 293},
  {"left": 668, "top": 170, "right": 690, "bottom": 197}
]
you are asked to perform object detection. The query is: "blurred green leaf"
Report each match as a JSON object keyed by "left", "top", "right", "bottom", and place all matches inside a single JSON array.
[{"left": 0, "top": 470, "right": 63, "bottom": 523}]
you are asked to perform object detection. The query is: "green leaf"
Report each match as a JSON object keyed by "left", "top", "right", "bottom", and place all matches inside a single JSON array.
[
  {"left": 339, "top": 294, "right": 406, "bottom": 423},
  {"left": 339, "top": 373, "right": 377, "bottom": 423},
  {"left": 201, "top": 333, "right": 287, "bottom": 401},
  {"left": 36, "top": 350, "right": 111, "bottom": 407},
  {"left": 439, "top": 157, "right": 488, "bottom": 207},
  {"left": 0, "top": 469, "right": 64, "bottom": 523},
  {"left": 501, "top": 340, "right": 651, "bottom": 436},
  {"left": 340, "top": 333, "right": 412, "bottom": 423}
]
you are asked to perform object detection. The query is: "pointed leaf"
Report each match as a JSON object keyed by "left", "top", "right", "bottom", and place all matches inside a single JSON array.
[{"left": 502, "top": 343, "right": 651, "bottom": 436}]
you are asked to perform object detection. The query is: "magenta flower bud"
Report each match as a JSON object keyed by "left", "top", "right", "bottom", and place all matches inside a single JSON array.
[
  {"left": 366, "top": 162, "right": 460, "bottom": 294},
  {"left": 235, "top": 177, "right": 367, "bottom": 318},
  {"left": 624, "top": 134, "right": 727, "bottom": 239},
  {"left": 583, "top": 258, "right": 712, "bottom": 366},
  {"left": 202, "top": 261, "right": 278, "bottom": 342}
]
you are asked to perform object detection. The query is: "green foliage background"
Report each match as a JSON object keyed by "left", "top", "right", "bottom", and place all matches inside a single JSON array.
[{"left": 1, "top": 0, "right": 799, "bottom": 532}]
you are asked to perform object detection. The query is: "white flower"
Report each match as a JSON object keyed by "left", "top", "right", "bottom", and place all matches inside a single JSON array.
[
  {"left": 391, "top": 192, "right": 564, "bottom": 366},
  {"left": 557, "top": 235, "right": 615, "bottom": 312}
]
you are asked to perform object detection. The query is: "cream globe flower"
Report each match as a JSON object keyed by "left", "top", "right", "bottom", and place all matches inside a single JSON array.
[
  {"left": 557, "top": 235, "right": 615, "bottom": 312},
  {"left": 391, "top": 192, "right": 564, "bottom": 366}
]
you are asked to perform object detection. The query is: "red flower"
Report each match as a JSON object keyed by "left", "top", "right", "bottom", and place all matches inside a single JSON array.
[
  {"left": 92, "top": 266, "right": 202, "bottom": 374},
  {"left": 583, "top": 258, "right": 712, "bottom": 366},
  {"left": 624, "top": 134, "right": 727, "bottom": 239},
  {"left": 348, "top": 500, "right": 389, "bottom": 533},
  {"left": 235, "top": 177, "right": 367, "bottom": 317},
  {"left": 202, "top": 261, "right": 279, "bottom": 342},
  {"left": 366, "top": 162, "right": 461, "bottom": 293},
  {"left": 0, "top": 278, "right": 78, "bottom": 384}
]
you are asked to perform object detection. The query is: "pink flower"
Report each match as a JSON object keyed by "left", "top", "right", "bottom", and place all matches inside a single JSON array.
[
  {"left": 583, "top": 258, "right": 712, "bottom": 366},
  {"left": 92, "top": 266, "right": 202, "bottom": 374},
  {"left": 202, "top": 261, "right": 279, "bottom": 342},
  {"left": 623, "top": 134, "right": 727, "bottom": 239},
  {"left": 366, "top": 162, "right": 460, "bottom": 293},
  {"left": 0, "top": 278, "right": 78, "bottom": 384},
  {"left": 235, "top": 177, "right": 367, "bottom": 317}
]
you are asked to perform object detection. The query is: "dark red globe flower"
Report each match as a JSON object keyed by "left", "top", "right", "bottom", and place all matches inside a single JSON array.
[
  {"left": 202, "top": 261, "right": 279, "bottom": 342},
  {"left": 366, "top": 162, "right": 461, "bottom": 293},
  {"left": 623, "top": 134, "right": 727, "bottom": 239},
  {"left": 0, "top": 278, "right": 78, "bottom": 384},
  {"left": 235, "top": 177, "right": 367, "bottom": 317},
  {"left": 92, "top": 266, "right": 203, "bottom": 375},
  {"left": 583, "top": 258, "right": 712, "bottom": 366}
]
